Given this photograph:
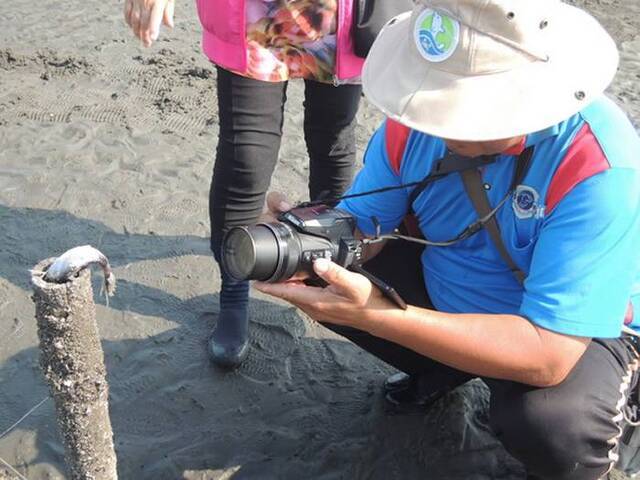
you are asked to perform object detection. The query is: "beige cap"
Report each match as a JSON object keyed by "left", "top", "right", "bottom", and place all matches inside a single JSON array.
[{"left": 362, "top": 0, "right": 619, "bottom": 141}]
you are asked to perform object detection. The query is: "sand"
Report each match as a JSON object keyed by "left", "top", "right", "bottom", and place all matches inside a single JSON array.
[{"left": 1, "top": 0, "right": 639, "bottom": 478}]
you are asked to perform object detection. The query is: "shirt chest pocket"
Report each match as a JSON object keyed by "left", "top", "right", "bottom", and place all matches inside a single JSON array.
[
  {"left": 501, "top": 209, "right": 542, "bottom": 259},
  {"left": 484, "top": 212, "right": 540, "bottom": 279}
]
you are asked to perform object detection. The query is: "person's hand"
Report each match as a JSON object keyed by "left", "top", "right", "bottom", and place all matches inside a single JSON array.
[
  {"left": 255, "top": 258, "right": 398, "bottom": 328},
  {"left": 124, "top": 0, "right": 175, "bottom": 48},
  {"left": 258, "top": 191, "right": 292, "bottom": 224}
]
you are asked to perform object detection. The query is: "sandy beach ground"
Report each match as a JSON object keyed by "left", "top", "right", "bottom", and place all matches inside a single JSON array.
[{"left": 1, "top": 0, "right": 639, "bottom": 479}]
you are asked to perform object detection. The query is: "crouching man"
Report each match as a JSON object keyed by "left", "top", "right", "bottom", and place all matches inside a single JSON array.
[{"left": 255, "top": 0, "right": 640, "bottom": 478}]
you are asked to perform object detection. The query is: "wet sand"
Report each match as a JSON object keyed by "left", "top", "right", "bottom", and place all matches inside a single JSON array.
[{"left": 1, "top": 0, "right": 639, "bottom": 478}]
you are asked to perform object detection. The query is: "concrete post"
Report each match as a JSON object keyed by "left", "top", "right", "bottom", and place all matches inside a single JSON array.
[{"left": 31, "top": 255, "right": 117, "bottom": 480}]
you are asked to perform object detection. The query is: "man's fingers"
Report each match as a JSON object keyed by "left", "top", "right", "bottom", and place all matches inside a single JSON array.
[
  {"left": 163, "top": 0, "right": 175, "bottom": 28},
  {"left": 313, "top": 259, "right": 368, "bottom": 299},
  {"left": 313, "top": 259, "right": 349, "bottom": 286},
  {"left": 254, "top": 281, "right": 324, "bottom": 306},
  {"left": 266, "top": 191, "right": 292, "bottom": 215}
]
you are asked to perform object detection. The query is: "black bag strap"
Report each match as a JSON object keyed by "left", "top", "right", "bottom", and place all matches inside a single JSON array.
[
  {"left": 356, "top": 0, "right": 371, "bottom": 27},
  {"left": 460, "top": 146, "right": 534, "bottom": 284}
]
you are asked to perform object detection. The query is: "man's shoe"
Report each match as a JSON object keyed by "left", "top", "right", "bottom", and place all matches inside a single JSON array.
[
  {"left": 384, "top": 387, "right": 447, "bottom": 415},
  {"left": 384, "top": 373, "right": 447, "bottom": 415},
  {"left": 384, "top": 372, "right": 412, "bottom": 393}
]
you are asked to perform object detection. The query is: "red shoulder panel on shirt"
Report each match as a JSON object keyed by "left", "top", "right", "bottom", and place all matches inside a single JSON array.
[
  {"left": 385, "top": 119, "right": 411, "bottom": 175},
  {"left": 545, "top": 124, "right": 611, "bottom": 214}
]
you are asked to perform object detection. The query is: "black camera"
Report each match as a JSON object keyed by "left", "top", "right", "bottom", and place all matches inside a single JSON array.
[{"left": 221, "top": 205, "right": 363, "bottom": 283}]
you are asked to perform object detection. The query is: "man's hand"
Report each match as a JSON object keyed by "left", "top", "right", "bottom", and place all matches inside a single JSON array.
[
  {"left": 124, "top": 0, "right": 175, "bottom": 48},
  {"left": 255, "top": 258, "right": 399, "bottom": 327}
]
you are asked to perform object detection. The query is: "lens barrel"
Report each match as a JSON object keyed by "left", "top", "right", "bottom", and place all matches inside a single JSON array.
[
  {"left": 222, "top": 223, "right": 302, "bottom": 282},
  {"left": 222, "top": 226, "right": 278, "bottom": 282}
]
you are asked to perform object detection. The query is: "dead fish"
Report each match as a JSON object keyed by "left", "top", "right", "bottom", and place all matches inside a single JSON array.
[{"left": 42, "top": 245, "right": 116, "bottom": 296}]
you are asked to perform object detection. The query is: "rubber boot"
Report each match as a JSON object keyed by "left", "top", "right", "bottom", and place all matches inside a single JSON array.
[{"left": 207, "top": 245, "right": 250, "bottom": 368}]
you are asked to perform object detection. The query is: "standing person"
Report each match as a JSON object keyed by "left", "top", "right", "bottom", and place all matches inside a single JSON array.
[
  {"left": 255, "top": 0, "right": 640, "bottom": 478},
  {"left": 123, "top": 0, "right": 364, "bottom": 368}
]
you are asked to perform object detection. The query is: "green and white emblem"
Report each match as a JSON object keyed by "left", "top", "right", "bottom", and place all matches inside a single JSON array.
[{"left": 414, "top": 9, "right": 460, "bottom": 63}]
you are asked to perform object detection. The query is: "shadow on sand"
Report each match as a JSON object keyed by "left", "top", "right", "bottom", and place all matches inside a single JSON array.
[{"left": 0, "top": 204, "right": 524, "bottom": 479}]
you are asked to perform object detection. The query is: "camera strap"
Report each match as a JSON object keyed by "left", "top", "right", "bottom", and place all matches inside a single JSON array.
[
  {"left": 374, "top": 146, "right": 534, "bottom": 284},
  {"left": 299, "top": 146, "right": 535, "bottom": 287},
  {"left": 407, "top": 147, "right": 534, "bottom": 213},
  {"left": 459, "top": 148, "right": 534, "bottom": 284}
]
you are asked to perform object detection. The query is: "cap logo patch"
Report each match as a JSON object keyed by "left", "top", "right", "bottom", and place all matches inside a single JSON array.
[{"left": 414, "top": 9, "right": 460, "bottom": 63}]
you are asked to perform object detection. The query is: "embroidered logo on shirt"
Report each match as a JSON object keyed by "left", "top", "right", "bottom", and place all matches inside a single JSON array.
[
  {"left": 414, "top": 9, "right": 460, "bottom": 63},
  {"left": 513, "top": 185, "right": 544, "bottom": 219}
]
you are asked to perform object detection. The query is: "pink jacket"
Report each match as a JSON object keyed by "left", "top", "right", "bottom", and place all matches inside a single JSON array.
[{"left": 195, "top": 0, "right": 364, "bottom": 81}]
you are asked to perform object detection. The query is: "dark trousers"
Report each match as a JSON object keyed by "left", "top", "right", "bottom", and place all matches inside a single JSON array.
[
  {"left": 324, "top": 241, "right": 640, "bottom": 480},
  {"left": 209, "top": 67, "right": 362, "bottom": 251}
]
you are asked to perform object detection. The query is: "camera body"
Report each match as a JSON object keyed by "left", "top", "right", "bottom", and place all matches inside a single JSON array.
[
  {"left": 222, "top": 204, "right": 363, "bottom": 283},
  {"left": 279, "top": 204, "right": 362, "bottom": 266}
]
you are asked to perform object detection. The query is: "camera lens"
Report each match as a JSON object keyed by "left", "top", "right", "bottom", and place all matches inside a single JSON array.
[
  {"left": 222, "top": 226, "right": 280, "bottom": 281},
  {"left": 222, "top": 216, "right": 343, "bottom": 283}
]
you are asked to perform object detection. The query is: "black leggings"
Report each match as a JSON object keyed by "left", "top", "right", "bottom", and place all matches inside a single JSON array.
[
  {"left": 324, "top": 241, "right": 640, "bottom": 480},
  {"left": 209, "top": 67, "right": 362, "bottom": 252}
]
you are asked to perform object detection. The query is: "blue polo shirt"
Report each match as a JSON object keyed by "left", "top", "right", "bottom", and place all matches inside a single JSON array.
[{"left": 339, "top": 96, "right": 640, "bottom": 338}]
